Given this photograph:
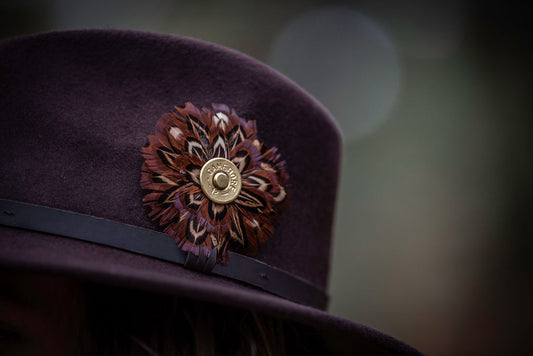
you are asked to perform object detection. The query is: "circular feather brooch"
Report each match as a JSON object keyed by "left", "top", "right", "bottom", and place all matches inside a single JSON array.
[{"left": 141, "top": 103, "right": 288, "bottom": 263}]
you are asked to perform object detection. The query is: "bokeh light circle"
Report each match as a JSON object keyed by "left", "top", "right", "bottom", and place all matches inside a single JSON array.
[{"left": 268, "top": 7, "right": 401, "bottom": 141}]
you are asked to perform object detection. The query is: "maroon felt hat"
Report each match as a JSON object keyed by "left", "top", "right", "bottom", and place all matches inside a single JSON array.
[{"left": 0, "top": 29, "right": 421, "bottom": 355}]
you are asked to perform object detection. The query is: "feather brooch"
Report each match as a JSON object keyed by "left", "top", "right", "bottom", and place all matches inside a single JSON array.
[{"left": 141, "top": 103, "right": 288, "bottom": 263}]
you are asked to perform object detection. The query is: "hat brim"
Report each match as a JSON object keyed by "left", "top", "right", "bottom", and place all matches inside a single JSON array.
[{"left": 0, "top": 226, "right": 421, "bottom": 355}]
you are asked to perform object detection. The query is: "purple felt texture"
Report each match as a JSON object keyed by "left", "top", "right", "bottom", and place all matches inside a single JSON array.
[
  {"left": 0, "top": 30, "right": 422, "bottom": 355},
  {"left": 0, "top": 29, "right": 339, "bottom": 288}
]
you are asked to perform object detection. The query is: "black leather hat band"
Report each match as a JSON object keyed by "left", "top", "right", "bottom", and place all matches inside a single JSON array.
[{"left": 0, "top": 199, "right": 327, "bottom": 309}]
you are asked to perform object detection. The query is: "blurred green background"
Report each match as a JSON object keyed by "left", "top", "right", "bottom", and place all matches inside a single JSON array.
[{"left": 2, "top": 1, "right": 532, "bottom": 354}]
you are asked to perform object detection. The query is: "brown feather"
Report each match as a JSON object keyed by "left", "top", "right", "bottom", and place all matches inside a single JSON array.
[{"left": 140, "top": 103, "right": 288, "bottom": 263}]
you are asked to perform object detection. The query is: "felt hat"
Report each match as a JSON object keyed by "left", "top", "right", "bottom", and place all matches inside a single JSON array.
[{"left": 0, "top": 30, "right": 421, "bottom": 355}]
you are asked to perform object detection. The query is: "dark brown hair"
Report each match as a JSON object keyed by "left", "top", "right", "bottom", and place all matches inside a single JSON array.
[
  {"left": 81, "top": 282, "right": 325, "bottom": 356},
  {"left": 0, "top": 269, "right": 326, "bottom": 355}
]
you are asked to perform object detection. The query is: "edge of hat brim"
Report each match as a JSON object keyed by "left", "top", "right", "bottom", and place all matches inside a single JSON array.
[{"left": 0, "top": 226, "right": 422, "bottom": 355}]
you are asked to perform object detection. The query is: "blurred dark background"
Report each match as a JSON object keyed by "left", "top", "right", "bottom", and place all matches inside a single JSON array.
[{"left": 1, "top": 0, "right": 532, "bottom": 354}]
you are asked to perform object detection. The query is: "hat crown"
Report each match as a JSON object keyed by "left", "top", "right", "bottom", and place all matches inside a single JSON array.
[{"left": 0, "top": 30, "right": 341, "bottom": 291}]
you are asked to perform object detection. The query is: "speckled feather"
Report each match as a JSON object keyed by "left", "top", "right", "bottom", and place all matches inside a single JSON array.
[{"left": 141, "top": 103, "right": 288, "bottom": 262}]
